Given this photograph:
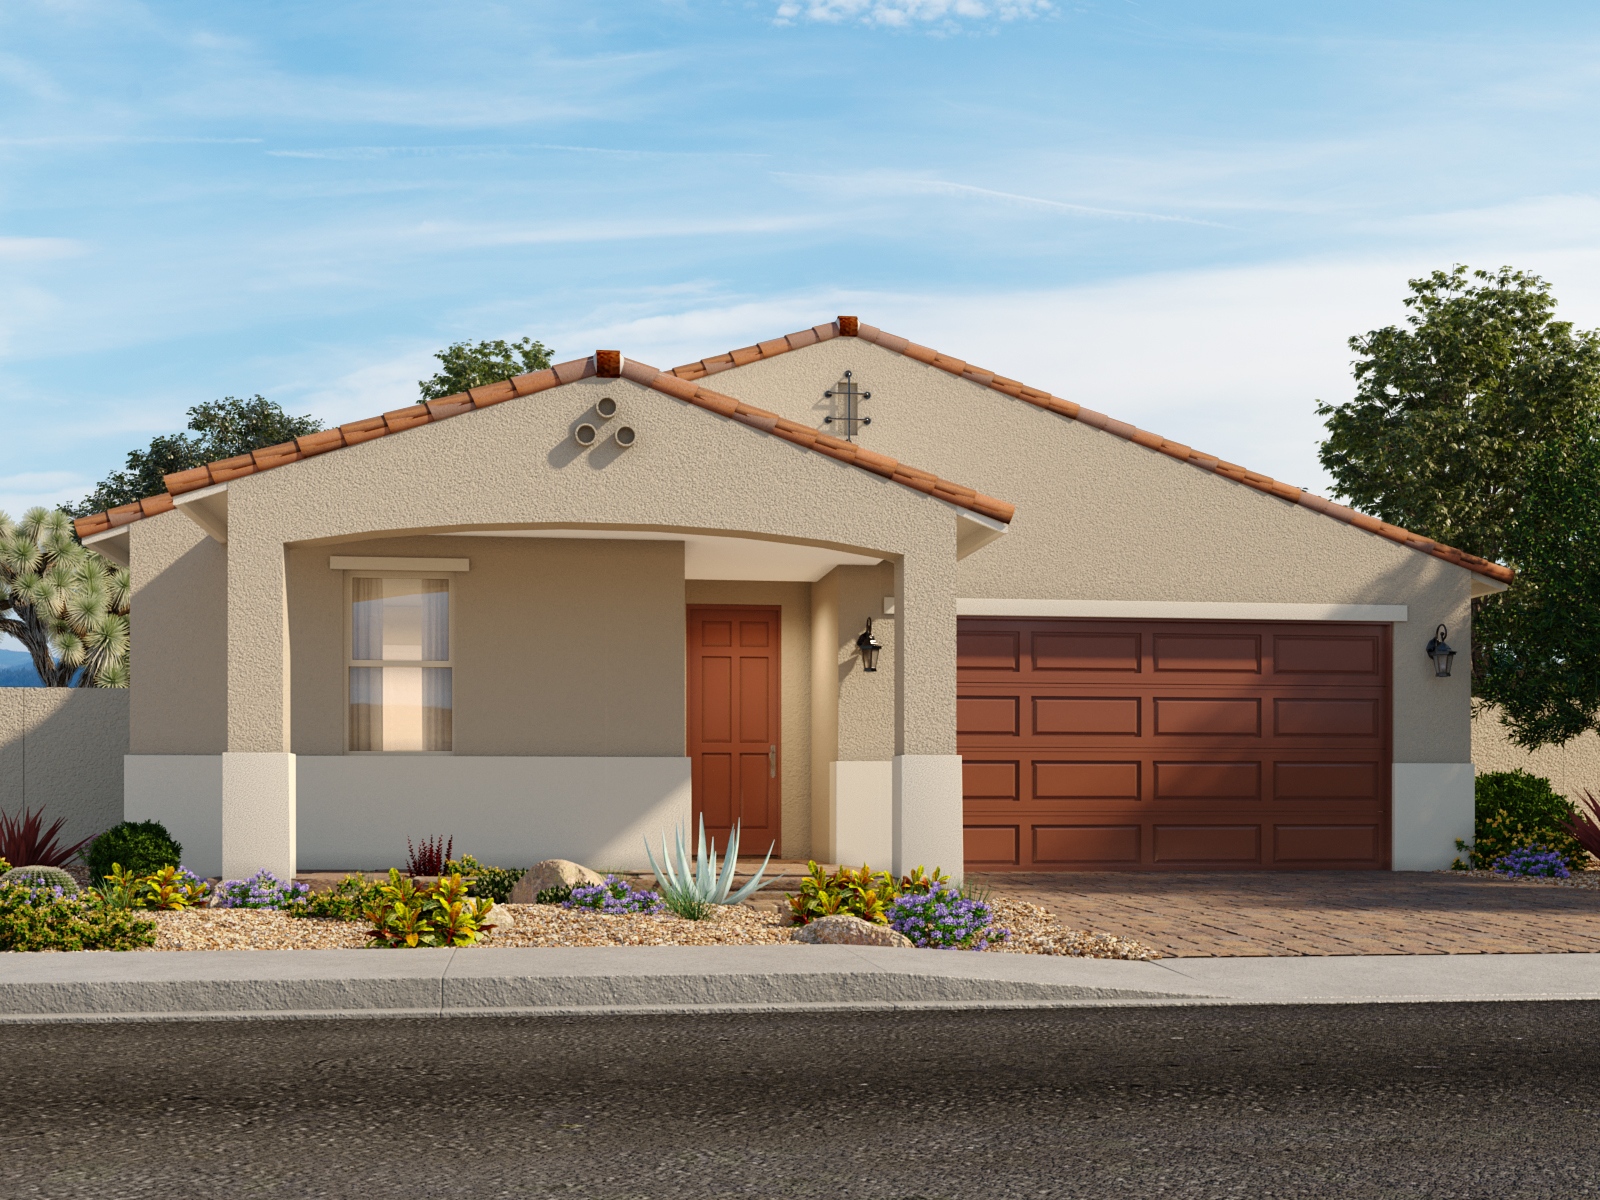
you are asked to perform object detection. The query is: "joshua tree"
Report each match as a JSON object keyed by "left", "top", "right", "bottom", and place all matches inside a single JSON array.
[{"left": 0, "top": 508, "right": 130, "bottom": 687}]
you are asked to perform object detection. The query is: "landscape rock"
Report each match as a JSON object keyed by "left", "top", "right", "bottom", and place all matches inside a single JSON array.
[
  {"left": 482, "top": 904, "right": 516, "bottom": 936},
  {"left": 509, "top": 860, "right": 606, "bottom": 904},
  {"left": 790, "top": 914, "right": 912, "bottom": 949}
]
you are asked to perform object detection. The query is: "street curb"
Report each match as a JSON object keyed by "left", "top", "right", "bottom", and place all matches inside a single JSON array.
[{"left": 3, "top": 946, "right": 1600, "bottom": 1024}]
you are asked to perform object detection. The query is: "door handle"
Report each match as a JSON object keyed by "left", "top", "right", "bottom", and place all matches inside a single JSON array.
[{"left": 769, "top": 745, "right": 777, "bottom": 778}]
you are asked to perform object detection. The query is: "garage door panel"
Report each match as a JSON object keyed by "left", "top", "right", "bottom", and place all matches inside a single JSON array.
[
  {"left": 1274, "top": 824, "right": 1379, "bottom": 864},
  {"left": 959, "top": 618, "right": 1389, "bottom": 871},
  {"left": 958, "top": 631, "right": 1020, "bottom": 672},
  {"left": 1153, "top": 634, "right": 1261, "bottom": 673},
  {"left": 1153, "top": 824, "right": 1261, "bottom": 864},
  {"left": 1274, "top": 760, "right": 1381, "bottom": 801},
  {"left": 1033, "top": 760, "right": 1141, "bottom": 800},
  {"left": 1274, "top": 697, "right": 1379, "bottom": 737},
  {"left": 1033, "top": 696, "right": 1140, "bottom": 736},
  {"left": 1153, "top": 760, "right": 1261, "bottom": 801},
  {"left": 1273, "top": 634, "right": 1380, "bottom": 676},
  {"left": 1033, "top": 825, "right": 1141, "bottom": 865},
  {"left": 963, "top": 760, "right": 1019, "bottom": 801},
  {"left": 1032, "top": 632, "right": 1141, "bottom": 672},
  {"left": 958, "top": 695, "right": 1019, "bottom": 735},
  {"left": 964, "top": 825, "right": 1020, "bottom": 866},
  {"left": 1154, "top": 697, "right": 1260, "bottom": 736}
]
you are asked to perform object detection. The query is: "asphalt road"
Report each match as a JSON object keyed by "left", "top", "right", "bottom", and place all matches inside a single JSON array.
[{"left": 1, "top": 1002, "right": 1597, "bottom": 1199}]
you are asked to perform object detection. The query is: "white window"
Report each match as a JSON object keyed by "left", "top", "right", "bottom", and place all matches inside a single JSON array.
[{"left": 347, "top": 576, "right": 453, "bottom": 752}]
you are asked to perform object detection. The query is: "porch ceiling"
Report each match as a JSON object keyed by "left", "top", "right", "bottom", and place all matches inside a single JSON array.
[{"left": 444, "top": 529, "right": 884, "bottom": 582}]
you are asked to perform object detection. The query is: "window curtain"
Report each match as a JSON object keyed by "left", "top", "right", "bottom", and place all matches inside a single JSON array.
[
  {"left": 351, "top": 577, "right": 383, "bottom": 661},
  {"left": 423, "top": 667, "right": 453, "bottom": 752},
  {"left": 348, "top": 667, "right": 381, "bottom": 751},
  {"left": 421, "top": 578, "right": 449, "bottom": 662}
]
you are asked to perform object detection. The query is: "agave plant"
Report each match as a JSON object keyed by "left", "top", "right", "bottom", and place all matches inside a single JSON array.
[
  {"left": 645, "top": 815, "right": 774, "bottom": 920},
  {"left": 0, "top": 507, "right": 130, "bottom": 687}
]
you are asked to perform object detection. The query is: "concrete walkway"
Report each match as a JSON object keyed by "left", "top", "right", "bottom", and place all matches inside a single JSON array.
[{"left": 4, "top": 944, "right": 1600, "bottom": 1023}]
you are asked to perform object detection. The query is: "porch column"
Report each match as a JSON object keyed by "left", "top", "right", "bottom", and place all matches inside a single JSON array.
[
  {"left": 891, "top": 552, "right": 963, "bottom": 880},
  {"left": 222, "top": 527, "right": 295, "bottom": 879}
]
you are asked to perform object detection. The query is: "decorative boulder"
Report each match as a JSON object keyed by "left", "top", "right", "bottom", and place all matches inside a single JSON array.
[
  {"left": 482, "top": 904, "right": 516, "bottom": 937},
  {"left": 791, "top": 914, "right": 912, "bottom": 949},
  {"left": 508, "top": 860, "right": 606, "bottom": 904}
]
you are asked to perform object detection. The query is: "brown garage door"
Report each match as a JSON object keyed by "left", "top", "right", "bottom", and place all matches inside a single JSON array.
[{"left": 958, "top": 618, "right": 1391, "bottom": 871}]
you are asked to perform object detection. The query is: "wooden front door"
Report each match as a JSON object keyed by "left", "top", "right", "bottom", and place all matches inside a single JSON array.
[
  {"left": 958, "top": 618, "right": 1392, "bottom": 871},
  {"left": 687, "top": 606, "right": 781, "bottom": 854}
]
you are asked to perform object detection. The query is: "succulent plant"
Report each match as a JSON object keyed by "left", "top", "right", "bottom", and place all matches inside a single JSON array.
[
  {"left": 0, "top": 865, "right": 79, "bottom": 895},
  {"left": 645, "top": 815, "right": 774, "bottom": 920}
]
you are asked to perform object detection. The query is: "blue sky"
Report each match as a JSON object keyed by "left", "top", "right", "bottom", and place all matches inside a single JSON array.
[{"left": 5, "top": 0, "right": 1600, "bottom": 529}]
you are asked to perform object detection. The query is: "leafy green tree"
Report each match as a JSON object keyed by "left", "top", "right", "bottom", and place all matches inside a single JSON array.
[
  {"left": 68, "top": 396, "right": 323, "bottom": 516},
  {"left": 1, "top": 507, "right": 130, "bottom": 687},
  {"left": 1317, "top": 265, "right": 1600, "bottom": 747},
  {"left": 419, "top": 337, "right": 553, "bottom": 400}
]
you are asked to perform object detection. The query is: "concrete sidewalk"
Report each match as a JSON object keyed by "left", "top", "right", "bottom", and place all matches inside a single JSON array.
[{"left": 4, "top": 946, "right": 1600, "bottom": 1023}]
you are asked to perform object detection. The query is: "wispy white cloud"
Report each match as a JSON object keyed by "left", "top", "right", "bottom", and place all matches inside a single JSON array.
[
  {"left": 0, "top": 237, "right": 84, "bottom": 261},
  {"left": 394, "top": 214, "right": 827, "bottom": 249},
  {"left": 777, "top": 171, "right": 1226, "bottom": 226},
  {"left": 0, "top": 470, "right": 88, "bottom": 520},
  {"left": 266, "top": 142, "right": 768, "bottom": 162},
  {"left": 776, "top": 0, "right": 1050, "bottom": 26}
]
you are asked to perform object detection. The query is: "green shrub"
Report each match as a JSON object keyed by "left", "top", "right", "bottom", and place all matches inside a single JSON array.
[
  {"left": 1454, "top": 770, "right": 1587, "bottom": 870},
  {"left": 87, "top": 821, "right": 182, "bottom": 882},
  {"left": 291, "top": 873, "right": 382, "bottom": 922},
  {"left": 0, "top": 887, "right": 156, "bottom": 951},
  {"left": 787, "top": 862, "right": 898, "bottom": 926},
  {"left": 365, "top": 870, "right": 495, "bottom": 948},
  {"left": 535, "top": 885, "right": 572, "bottom": 905},
  {"left": 444, "top": 855, "right": 526, "bottom": 905},
  {"left": 0, "top": 866, "right": 78, "bottom": 895}
]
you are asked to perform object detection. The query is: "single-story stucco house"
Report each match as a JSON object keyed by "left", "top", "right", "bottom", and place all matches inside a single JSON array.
[{"left": 66, "top": 317, "right": 1512, "bottom": 882}]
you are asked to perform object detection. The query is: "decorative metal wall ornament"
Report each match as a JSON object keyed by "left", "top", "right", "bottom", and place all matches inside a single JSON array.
[{"left": 823, "top": 370, "right": 871, "bottom": 441}]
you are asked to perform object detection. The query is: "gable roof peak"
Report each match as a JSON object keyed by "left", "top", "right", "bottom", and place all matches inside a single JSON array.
[
  {"left": 70, "top": 346, "right": 1014, "bottom": 541},
  {"left": 669, "top": 317, "right": 1513, "bottom": 585}
]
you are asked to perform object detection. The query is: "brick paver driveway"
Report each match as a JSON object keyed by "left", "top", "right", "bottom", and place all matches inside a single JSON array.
[{"left": 974, "top": 871, "right": 1600, "bottom": 956}]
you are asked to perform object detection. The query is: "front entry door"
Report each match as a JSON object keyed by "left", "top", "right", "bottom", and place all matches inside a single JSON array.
[{"left": 687, "top": 606, "right": 781, "bottom": 855}]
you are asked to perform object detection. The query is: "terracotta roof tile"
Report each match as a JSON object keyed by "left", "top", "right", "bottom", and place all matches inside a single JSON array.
[
  {"left": 73, "top": 348, "right": 1014, "bottom": 539},
  {"left": 662, "top": 317, "right": 1513, "bottom": 584},
  {"left": 297, "top": 429, "right": 345, "bottom": 457}
]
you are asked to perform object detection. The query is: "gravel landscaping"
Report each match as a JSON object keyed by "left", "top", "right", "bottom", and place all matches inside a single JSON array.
[
  {"left": 1443, "top": 867, "right": 1600, "bottom": 890},
  {"left": 137, "top": 897, "right": 1161, "bottom": 958}
]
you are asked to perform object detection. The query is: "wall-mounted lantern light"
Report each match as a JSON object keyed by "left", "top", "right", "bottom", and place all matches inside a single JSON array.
[
  {"left": 1425, "top": 624, "right": 1456, "bottom": 678},
  {"left": 856, "top": 618, "right": 883, "bottom": 673}
]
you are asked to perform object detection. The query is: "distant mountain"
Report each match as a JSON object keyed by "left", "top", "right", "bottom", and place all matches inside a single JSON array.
[{"left": 0, "top": 649, "right": 42, "bottom": 687}]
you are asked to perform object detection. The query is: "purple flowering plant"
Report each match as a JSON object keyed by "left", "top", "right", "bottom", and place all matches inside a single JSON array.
[
  {"left": 216, "top": 870, "right": 312, "bottom": 910},
  {"left": 887, "top": 882, "right": 1008, "bottom": 950},
  {"left": 564, "top": 875, "right": 663, "bottom": 915},
  {"left": 1492, "top": 845, "right": 1571, "bottom": 879}
]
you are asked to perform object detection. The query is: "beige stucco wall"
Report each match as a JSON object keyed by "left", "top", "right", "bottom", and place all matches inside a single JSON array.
[
  {"left": 0, "top": 688, "right": 127, "bottom": 851},
  {"left": 221, "top": 374, "right": 961, "bottom": 765},
  {"left": 1473, "top": 704, "right": 1600, "bottom": 802},
  {"left": 685, "top": 580, "right": 811, "bottom": 858},
  {"left": 127, "top": 513, "right": 227, "bottom": 755},
  {"left": 290, "top": 535, "right": 686, "bottom": 757},
  {"left": 708, "top": 337, "right": 1477, "bottom": 763}
]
